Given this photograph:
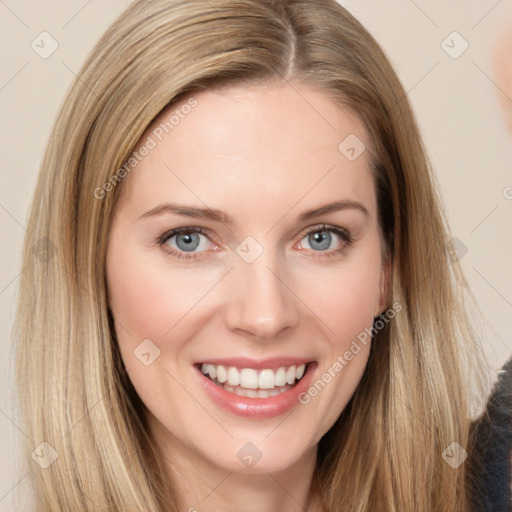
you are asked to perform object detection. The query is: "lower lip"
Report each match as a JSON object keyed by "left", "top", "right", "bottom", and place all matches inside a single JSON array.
[{"left": 195, "top": 363, "right": 317, "bottom": 418}]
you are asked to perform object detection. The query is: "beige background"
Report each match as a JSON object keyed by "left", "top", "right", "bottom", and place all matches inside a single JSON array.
[{"left": 1, "top": 0, "right": 511, "bottom": 509}]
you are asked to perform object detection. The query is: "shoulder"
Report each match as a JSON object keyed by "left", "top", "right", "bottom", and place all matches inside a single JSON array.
[{"left": 468, "top": 357, "right": 512, "bottom": 511}]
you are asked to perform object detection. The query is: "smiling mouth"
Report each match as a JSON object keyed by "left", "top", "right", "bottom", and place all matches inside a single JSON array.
[{"left": 198, "top": 363, "right": 311, "bottom": 398}]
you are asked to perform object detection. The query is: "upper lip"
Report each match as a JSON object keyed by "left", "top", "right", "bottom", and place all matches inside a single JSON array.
[{"left": 195, "top": 357, "right": 314, "bottom": 370}]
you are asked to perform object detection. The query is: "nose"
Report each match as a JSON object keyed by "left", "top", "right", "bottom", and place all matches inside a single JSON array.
[{"left": 224, "top": 249, "right": 299, "bottom": 341}]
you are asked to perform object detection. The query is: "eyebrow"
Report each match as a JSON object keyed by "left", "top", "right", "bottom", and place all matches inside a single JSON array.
[{"left": 139, "top": 200, "right": 369, "bottom": 224}]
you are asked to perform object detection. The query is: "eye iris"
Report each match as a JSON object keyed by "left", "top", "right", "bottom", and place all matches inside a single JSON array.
[
  {"left": 309, "top": 230, "right": 331, "bottom": 251},
  {"left": 176, "top": 232, "right": 200, "bottom": 251}
]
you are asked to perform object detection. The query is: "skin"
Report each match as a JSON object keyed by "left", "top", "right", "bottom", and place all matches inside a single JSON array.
[
  {"left": 106, "top": 81, "right": 389, "bottom": 512},
  {"left": 493, "top": 27, "right": 512, "bottom": 133}
]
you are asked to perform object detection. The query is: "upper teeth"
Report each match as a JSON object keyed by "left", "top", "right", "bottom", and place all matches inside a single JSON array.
[{"left": 201, "top": 364, "right": 306, "bottom": 389}]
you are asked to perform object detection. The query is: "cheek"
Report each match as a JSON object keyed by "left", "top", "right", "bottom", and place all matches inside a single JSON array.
[
  {"left": 107, "top": 247, "right": 220, "bottom": 340},
  {"left": 105, "top": 245, "right": 219, "bottom": 424},
  {"left": 296, "top": 243, "right": 383, "bottom": 346},
  {"left": 290, "top": 239, "right": 382, "bottom": 429}
]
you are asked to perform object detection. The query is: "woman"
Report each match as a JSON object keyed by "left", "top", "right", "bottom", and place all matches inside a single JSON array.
[{"left": 14, "top": 0, "right": 499, "bottom": 510}]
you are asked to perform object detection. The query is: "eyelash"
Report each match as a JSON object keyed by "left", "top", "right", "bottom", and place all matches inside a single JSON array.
[{"left": 157, "top": 224, "right": 354, "bottom": 261}]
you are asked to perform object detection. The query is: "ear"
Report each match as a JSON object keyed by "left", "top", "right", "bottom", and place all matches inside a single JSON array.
[{"left": 375, "top": 257, "right": 391, "bottom": 317}]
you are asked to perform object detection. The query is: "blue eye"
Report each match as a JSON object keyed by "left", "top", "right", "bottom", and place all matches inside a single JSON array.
[
  {"left": 298, "top": 225, "right": 353, "bottom": 256},
  {"left": 158, "top": 227, "right": 213, "bottom": 260},
  {"left": 305, "top": 229, "right": 333, "bottom": 251},
  {"left": 174, "top": 232, "right": 201, "bottom": 251}
]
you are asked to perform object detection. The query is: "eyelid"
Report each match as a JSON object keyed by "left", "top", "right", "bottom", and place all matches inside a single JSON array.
[
  {"left": 297, "top": 223, "right": 352, "bottom": 241},
  {"left": 158, "top": 226, "right": 213, "bottom": 244}
]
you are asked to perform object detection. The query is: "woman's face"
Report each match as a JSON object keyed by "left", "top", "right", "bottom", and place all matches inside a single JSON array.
[{"left": 106, "top": 82, "right": 389, "bottom": 476}]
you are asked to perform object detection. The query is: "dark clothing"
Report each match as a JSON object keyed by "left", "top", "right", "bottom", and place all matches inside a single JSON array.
[{"left": 469, "top": 358, "right": 512, "bottom": 511}]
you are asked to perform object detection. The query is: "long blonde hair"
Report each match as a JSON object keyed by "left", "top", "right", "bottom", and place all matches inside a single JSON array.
[{"left": 15, "top": 0, "right": 489, "bottom": 510}]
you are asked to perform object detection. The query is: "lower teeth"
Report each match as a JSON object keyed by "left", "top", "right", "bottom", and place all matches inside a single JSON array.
[{"left": 213, "top": 379, "right": 293, "bottom": 398}]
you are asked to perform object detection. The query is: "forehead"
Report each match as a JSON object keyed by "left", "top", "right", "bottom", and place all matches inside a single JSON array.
[{"left": 117, "top": 82, "right": 377, "bottom": 222}]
